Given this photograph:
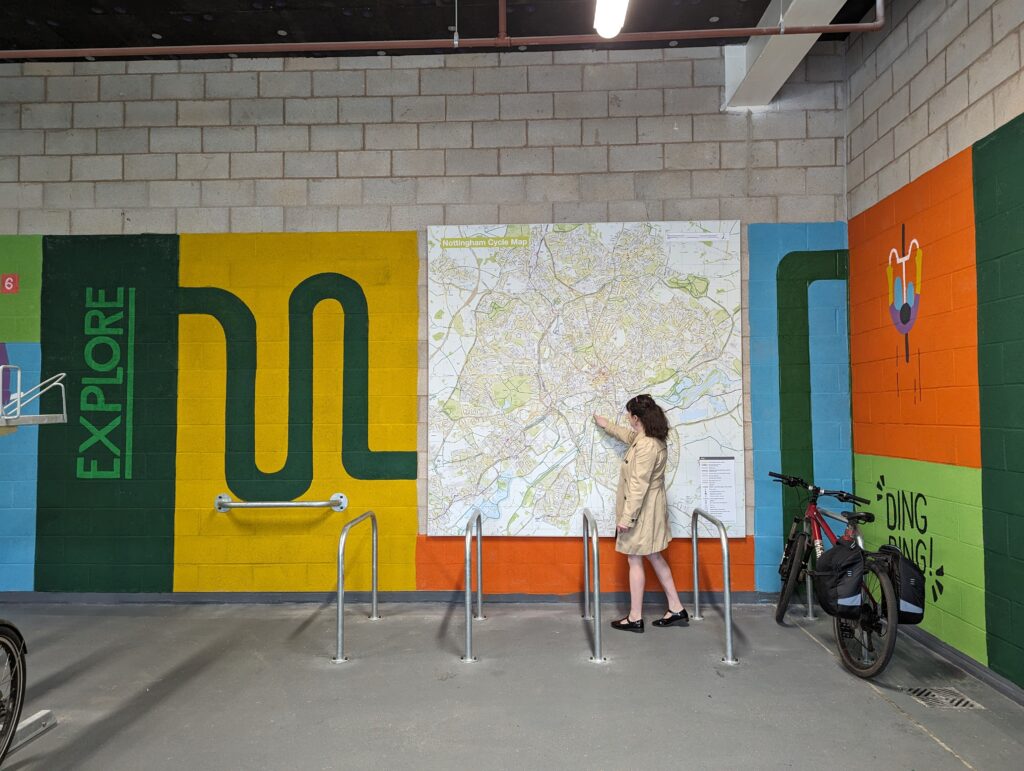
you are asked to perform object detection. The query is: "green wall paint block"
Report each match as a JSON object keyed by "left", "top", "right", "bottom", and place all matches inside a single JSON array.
[
  {"left": 0, "top": 235, "right": 43, "bottom": 342},
  {"left": 975, "top": 111, "right": 1024, "bottom": 688},
  {"left": 36, "top": 235, "right": 179, "bottom": 593},
  {"left": 776, "top": 250, "right": 849, "bottom": 536},
  {"left": 853, "top": 453, "right": 987, "bottom": 665},
  {"left": 932, "top": 608, "right": 989, "bottom": 665},
  {"left": 957, "top": 505, "right": 986, "bottom": 547},
  {"left": 960, "top": 585, "right": 988, "bottom": 630}
]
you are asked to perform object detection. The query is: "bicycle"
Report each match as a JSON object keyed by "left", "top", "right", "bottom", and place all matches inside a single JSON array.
[
  {"left": 770, "top": 471, "right": 899, "bottom": 679},
  {"left": 0, "top": 620, "right": 26, "bottom": 763}
]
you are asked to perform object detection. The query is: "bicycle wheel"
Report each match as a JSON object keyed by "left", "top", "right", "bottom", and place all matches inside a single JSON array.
[
  {"left": 833, "top": 561, "right": 898, "bottom": 678},
  {"left": 775, "top": 531, "right": 808, "bottom": 624},
  {"left": 0, "top": 624, "right": 26, "bottom": 763}
]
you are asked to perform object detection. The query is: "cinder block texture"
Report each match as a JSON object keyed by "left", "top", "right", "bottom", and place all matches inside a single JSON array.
[
  {"left": 846, "top": 0, "right": 1024, "bottom": 215},
  {"left": 0, "top": 47, "right": 845, "bottom": 239}
]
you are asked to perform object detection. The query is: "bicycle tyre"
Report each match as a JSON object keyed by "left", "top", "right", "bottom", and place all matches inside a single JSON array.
[
  {"left": 775, "top": 531, "right": 808, "bottom": 624},
  {"left": 833, "top": 561, "right": 898, "bottom": 678},
  {"left": 0, "top": 623, "right": 26, "bottom": 764}
]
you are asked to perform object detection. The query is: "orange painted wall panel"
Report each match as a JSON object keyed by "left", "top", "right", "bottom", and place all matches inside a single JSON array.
[
  {"left": 849, "top": 149, "right": 981, "bottom": 467},
  {"left": 415, "top": 535, "right": 756, "bottom": 594}
]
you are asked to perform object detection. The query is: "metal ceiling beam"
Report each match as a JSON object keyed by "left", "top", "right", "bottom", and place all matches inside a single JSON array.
[
  {"left": 0, "top": 0, "right": 884, "bottom": 60},
  {"left": 725, "top": 0, "right": 853, "bottom": 108}
]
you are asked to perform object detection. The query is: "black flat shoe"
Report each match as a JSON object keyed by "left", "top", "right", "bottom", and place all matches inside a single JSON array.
[
  {"left": 610, "top": 616, "right": 644, "bottom": 633},
  {"left": 652, "top": 608, "right": 689, "bottom": 627}
]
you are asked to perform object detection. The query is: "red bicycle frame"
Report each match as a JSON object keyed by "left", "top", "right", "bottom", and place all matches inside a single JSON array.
[
  {"left": 771, "top": 470, "right": 871, "bottom": 560},
  {"left": 803, "top": 495, "right": 861, "bottom": 559}
]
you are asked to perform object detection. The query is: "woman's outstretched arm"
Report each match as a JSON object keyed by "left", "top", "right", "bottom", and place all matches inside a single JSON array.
[{"left": 593, "top": 413, "right": 636, "bottom": 445}]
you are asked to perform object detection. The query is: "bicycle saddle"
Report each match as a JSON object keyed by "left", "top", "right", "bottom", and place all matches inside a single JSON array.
[{"left": 842, "top": 511, "right": 875, "bottom": 524}]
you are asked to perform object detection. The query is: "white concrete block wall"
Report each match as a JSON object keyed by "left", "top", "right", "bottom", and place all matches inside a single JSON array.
[
  {"left": 846, "top": 0, "right": 1024, "bottom": 215},
  {"left": 1, "top": 46, "right": 845, "bottom": 237}
]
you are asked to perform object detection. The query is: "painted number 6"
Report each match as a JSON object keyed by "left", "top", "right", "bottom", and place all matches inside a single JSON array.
[{"left": 1, "top": 274, "right": 18, "bottom": 294}]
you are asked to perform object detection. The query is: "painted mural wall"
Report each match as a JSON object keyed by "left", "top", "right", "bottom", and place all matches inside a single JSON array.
[
  {"left": 1, "top": 233, "right": 419, "bottom": 593},
  {"left": 0, "top": 222, "right": 859, "bottom": 602},
  {"left": 747, "top": 222, "right": 851, "bottom": 592},
  {"left": 1, "top": 231, "right": 758, "bottom": 598},
  {"left": 3, "top": 187, "right": 1018, "bottom": 691},
  {"left": 849, "top": 113, "right": 1024, "bottom": 689},
  {"left": 849, "top": 149, "right": 986, "bottom": 664},
  {"left": 973, "top": 116, "right": 1024, "bottom": 690}
]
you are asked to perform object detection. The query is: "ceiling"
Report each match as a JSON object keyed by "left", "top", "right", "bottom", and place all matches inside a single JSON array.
[{"left": 0, "top": 0, "right": 877, "bottom": 59}]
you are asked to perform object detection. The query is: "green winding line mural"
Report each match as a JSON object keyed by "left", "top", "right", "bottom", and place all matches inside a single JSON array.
[
  {"left": 178, "top": 272, "right": 417, "bottom": 501},
  {"left": 776, "top": 249, "right": 849, "bottom": 535}
]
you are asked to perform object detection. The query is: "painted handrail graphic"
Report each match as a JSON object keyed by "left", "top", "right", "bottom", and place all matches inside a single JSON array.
[{"left": 178, "top": 273, "right": 417, "bottom": 501}]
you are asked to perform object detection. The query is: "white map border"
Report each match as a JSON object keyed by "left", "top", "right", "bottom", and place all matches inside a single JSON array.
[{"left": 427, "top": 222, "right": 745, "bottom": 539}]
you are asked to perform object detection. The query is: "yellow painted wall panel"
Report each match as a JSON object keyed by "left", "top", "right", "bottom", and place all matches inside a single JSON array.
[{"left": 174, "top": 232, "right": 419, "bottom": 592}]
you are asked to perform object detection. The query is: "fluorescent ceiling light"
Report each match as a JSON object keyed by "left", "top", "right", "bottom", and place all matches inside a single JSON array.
[{"left": 594, "top": 0, "right": 630, "bottom": 39}]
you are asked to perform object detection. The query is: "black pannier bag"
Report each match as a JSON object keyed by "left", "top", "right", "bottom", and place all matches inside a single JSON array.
[
  {"left": 812, "top": 541, "right": 864, "bottom": 619},
  {"left": 879, "top": 545, "right": 926, "bottom": 625}
]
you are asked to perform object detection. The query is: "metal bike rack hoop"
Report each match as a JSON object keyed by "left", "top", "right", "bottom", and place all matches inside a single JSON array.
[
  {"left": 802, "top": 518, "right": 817, "bottom": 621},
  {"left": 462, "top": 510, "right": 485, "bottom": 662},
  {"left": 691, "top": 508, "right": 739, "bottom": 665},
  {"left": 215, "top": 492, "right": 348, "bottom": 513},
  {"left": 332, "top": 510, "right": 380, "bottom": 663},
  {"left": 581, "top": 509, "right": 605, "bottom": 662}
]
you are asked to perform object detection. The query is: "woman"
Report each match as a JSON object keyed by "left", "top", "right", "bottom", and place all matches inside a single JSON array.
[{"left": 593, "top": 394, "right": 688, "bottom": 632}]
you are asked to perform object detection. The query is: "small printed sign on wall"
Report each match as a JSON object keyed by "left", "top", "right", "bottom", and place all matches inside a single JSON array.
[{"left": 1, "top": 274, "right": 19, "bottom": 294}]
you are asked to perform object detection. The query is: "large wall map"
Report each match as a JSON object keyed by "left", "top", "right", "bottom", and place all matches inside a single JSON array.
[{"left": 427, "top": 222, "right": 745, "bottom": 538}]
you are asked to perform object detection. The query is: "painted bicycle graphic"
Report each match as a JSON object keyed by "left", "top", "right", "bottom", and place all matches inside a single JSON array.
[{"left": 887, "top": 225, "right": 923, "bottom": 363}]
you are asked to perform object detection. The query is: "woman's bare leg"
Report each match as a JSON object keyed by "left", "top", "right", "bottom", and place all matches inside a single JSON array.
[
  {"left": 646, "top": 551, "right": 684, "bottom": 616},
  {"left": 627, "top": 554, "right": 645, "bottom": 621}
]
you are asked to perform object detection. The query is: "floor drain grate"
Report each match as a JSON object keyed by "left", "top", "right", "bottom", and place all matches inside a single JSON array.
[{"left": 904, "top": 686, "right": 984, "bottom": 710}]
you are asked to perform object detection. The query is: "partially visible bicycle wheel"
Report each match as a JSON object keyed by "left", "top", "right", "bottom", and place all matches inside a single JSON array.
[
  {"left": 833, "top": 560, "right": 898, "bottom": 678},
  {"left": 0, "top": 623, "right": 26, "bottom": 763},
  {"left": 775, "top": 530, "right": 808, "bottom": 624}
]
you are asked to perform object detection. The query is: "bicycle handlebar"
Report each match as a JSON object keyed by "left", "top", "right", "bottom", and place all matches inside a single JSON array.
[{"left": 768, "top": 471, "right": 870, "bottom": 505}]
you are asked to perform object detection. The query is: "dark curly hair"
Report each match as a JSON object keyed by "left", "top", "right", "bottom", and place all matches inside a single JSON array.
[{"left": 626, "top": 394, "right": 669, "bottom": 441}]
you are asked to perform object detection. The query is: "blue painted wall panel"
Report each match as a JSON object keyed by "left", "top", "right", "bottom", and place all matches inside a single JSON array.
[
  {"left": 0, "top": 343, "right": 40, "bottom": 590},
  {"left": 809, "top": 280, "right": 853, "bottom": 497},
  {"left": 748, "top": 223, "right": 849, "bottom": 593}
]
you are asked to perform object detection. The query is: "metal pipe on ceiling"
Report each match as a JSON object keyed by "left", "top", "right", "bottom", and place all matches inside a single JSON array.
[
  {"left": 497, "top": 0, "right": 509, "bottom": 45},
  {"left": 0, "top": 0, "right": 885, "bottom": 60}
]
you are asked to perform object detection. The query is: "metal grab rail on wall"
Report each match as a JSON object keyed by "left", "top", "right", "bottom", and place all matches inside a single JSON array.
[
  {"left": 690, "top": 508, "right": 739, "bottom": 665},
  {"left": 215, "top": 493, "right": 349, "bottom": 513},
  {"left": 581, "top": 509, "right": 604, "bottom": 662},
  {"left": 332, "top": 511, "right": 381, "bottom": 663},
  {"left": 462, "top": 511, "right": 485, "bottom": 662}
]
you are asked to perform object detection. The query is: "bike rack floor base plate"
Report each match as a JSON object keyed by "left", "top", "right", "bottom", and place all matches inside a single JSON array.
[{"left": 9, "top": 709, "right": 57, "bottom": 755}]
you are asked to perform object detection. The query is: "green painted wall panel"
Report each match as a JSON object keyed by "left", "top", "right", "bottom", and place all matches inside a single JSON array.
[
  {"left": 854, "top": 453, "right": 987, "bottom": 665},
  {"left": 0, "top": 236, "right": 42, "bottom": 343},
  {"left": 35, "top": 235, "right": 179, "bottom": 592},
  {"left": 974, "top": 111, "right": 1024, "bottom": 688}
]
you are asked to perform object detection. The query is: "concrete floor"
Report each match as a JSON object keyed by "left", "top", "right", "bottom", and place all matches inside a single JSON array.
[{"left": 1, "top": 599, "right": 1021, "bottom": 770}]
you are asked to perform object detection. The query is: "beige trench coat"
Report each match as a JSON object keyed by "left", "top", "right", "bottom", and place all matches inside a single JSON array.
[{"left": 601, "top": 422, "right": 671, "bottom": 556}]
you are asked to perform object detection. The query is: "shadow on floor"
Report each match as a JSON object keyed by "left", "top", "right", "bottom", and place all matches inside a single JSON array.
[{"left": 8, "top": 631, "right": 238, "bottom": 771}]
